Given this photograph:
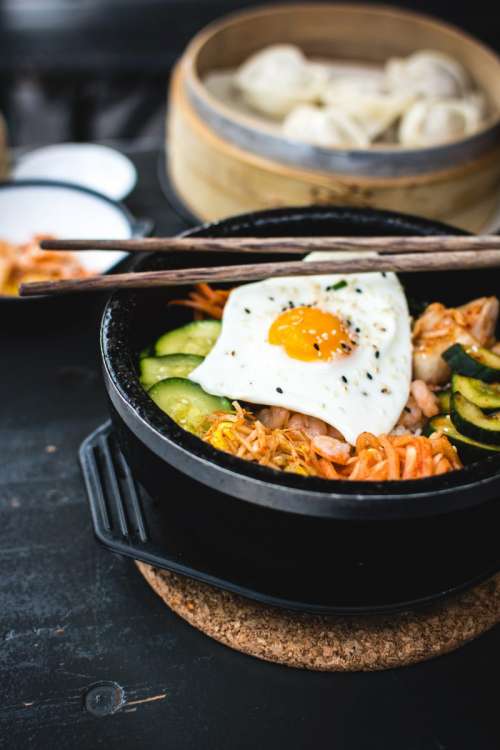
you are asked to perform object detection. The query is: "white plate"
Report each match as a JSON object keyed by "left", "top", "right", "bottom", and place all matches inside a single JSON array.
[
  {"left": 13, "top": 143, "right": 137, "bottom": 201},
  {"left": 0, "top": 181, "right": 141, "bottom": 274}
]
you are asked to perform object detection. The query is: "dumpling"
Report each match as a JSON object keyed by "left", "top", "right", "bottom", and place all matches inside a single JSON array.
[
  {"left": 466, "top": 91, "right": 488, "bottom": 119},
  {"left": 321, "top": 79, "right": 414, "bottom": 140},
  {"left": 398, "top": 97, "right": 484, "bottom": 146},
  {"left": 234, "top": 45, "right": 327, "bottom": 118},
  {"left": 203, "top": 70, "right": 263, "bottom": 119},
  {"left": 386, "top": 50, "right": 470, "bottom": 99},
  {"left": 282, "top": 104, "right": 370, "bottom": 148},
  {"left": 321, "top": 70, "right": 386, "bottom": 99}
]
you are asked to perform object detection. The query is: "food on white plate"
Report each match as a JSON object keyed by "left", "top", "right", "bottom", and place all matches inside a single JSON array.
[
  {"left": 385, "top": 50, "right": 470, "bottom": 99},
  {"left": 206, "top": 44, "right": 487, "bottom": 147},
  {"left": 234, "top": 45, "right": 327, "bottom": 118},
  {"left": 282, "top": 105, "right": 369, "bottom": 148},
  {"left": 136, "top": 248, "right": 500, "bottom": 481},
  {"left": 0, "top": 234, "right": 90, "bottom": 297},
  {"left": 398, "top": 97, "right": 484, "bottom": 146}
]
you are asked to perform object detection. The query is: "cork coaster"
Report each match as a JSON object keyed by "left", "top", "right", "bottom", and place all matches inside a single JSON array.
[{"left": 136, "top": 562, "right": 500, "bottom": 671}]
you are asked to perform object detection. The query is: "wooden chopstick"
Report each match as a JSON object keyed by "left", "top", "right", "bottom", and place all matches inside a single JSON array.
[
  {"left": 19, "top": 249, "right": 500, "bottom": 297},
  {"left": 39, "top": 236, "right": 500, "bottom": 255}
]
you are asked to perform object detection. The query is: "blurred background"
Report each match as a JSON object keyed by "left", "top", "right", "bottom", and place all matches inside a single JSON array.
[{"left": 0, "top": 0, "right": 496, "bottom": 148}]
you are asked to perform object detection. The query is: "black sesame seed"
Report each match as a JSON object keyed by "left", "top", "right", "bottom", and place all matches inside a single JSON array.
[
  {"left": 288, "top": 301, "right": 295, "bottom": 308},
  {"left": 231, "top": 351, "right": 236, "bottom": 356},
  {"left": 375, "top": 350, "right": 380, "bottom": 359},
  {"left": 313, "top": 343, "right": 320, "bottom": 351},
  {"left": 382, "top": 272, "right": 387, "bottom": 277},
  {"left": 276, "top": 387, "right": 283, "bottom": 394},
  {"left": 404, "top": 406, "right": 411, "bottom": 413},
  {"left": 381, "top": 387, "right": 390, "bottom": 394},
  {"left": 244, "top": 307, "right": 251, "bottom": 314},
  {"left": 362, "top": 391, "right": 369, "bottom": 396},
  {"left": 355, "top": 288, "right": 362, "bottom": 294},
  {"left": 366, "top": 372, "right": 373, "bottom": 380},
  {"left": 355, "top": 327, "right": 361, "bottom": 333},
  {"left": 268, "top": 296, "right": 275, "bottom": 301},
  {"left": 341, "top": 376, "right": 348, "bottom": 384},
  {"left": 346, "top": 319, "right": 352, "bottom": 326}
]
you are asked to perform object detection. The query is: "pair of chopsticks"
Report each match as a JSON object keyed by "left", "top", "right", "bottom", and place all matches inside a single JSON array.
[{"left": 19, "top": 235, "right": 500, "bottom": 297}]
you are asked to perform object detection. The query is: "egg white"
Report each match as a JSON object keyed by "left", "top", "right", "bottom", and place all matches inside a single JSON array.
[{"left": 189, "top": 262, "right": 412, "bottom": 445}]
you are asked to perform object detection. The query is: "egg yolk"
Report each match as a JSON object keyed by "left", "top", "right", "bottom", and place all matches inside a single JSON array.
[{"left": 268, "top": 306, "right": 354, "bottom": 362}]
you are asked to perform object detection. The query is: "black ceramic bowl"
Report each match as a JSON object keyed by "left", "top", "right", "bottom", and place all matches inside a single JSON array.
[{"left": 100, "top": 206, "right": 500, "bottom": 613}]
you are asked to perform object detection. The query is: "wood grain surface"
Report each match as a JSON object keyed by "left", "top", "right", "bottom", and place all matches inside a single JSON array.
[
  {"left": 20, "top": 249, "right": 500, "bottom": 296},
  {"left": 40, "top": 235, "right": 500, "bottom": 254}
]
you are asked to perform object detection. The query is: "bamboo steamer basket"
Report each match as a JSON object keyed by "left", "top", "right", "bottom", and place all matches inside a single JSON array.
[{"left": 167, "top": 4, "right": 500, "bottom": 231}]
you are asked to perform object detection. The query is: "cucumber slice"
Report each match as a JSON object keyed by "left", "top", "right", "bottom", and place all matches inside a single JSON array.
[
  {"left": 155, "top": 320, "right": 222, "bottom": 357},
  {"left": 443, "top": 343, "right": 500, "bottom": 383},
  {"left": 450, "top": 392, "right": 500, "bottom": 445},
  {"left": 140, "top": 354, "right": 203, "bottom": 390},
  {"left": 437, "top": 389, "right": 451, "bottom": 413},
  {"left": 148, "top": 377, "right": 233, "bottom": 434},
  {"left": 426, "top": 414, "right": 500, "bottom": 461},
  {"left": 452, "top": 374, "right": 500, "bottom": 411}
]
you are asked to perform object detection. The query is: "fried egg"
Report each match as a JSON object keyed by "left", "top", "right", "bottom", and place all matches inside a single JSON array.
[{"left": 189, "top": 255, "right": 412, "bottom": 444}]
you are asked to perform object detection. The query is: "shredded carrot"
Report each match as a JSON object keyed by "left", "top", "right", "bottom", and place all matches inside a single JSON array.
[
  {"left": 378, "top": 435, "right": 399, "bottom": 480},
  {"left": 202, "top": 404, "right": 462, "bottom": 481},
  {"left": 169, "top": 283, "right": 231, "bottom": 320},
  {"left": 0, "top": 234, "right": 90, "bottom": 296}
]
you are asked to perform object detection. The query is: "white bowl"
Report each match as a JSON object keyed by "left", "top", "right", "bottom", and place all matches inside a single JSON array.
[
  {"left": 0, "top": 180, "right": 148, "bottom": 277},
  {"left": 13, "top": 143, "right": 137, "bottom": 201}
]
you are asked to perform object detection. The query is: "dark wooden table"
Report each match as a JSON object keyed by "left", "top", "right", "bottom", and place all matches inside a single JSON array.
[{"left": 1, "top": 147, "right": 499, "bottom": 749}]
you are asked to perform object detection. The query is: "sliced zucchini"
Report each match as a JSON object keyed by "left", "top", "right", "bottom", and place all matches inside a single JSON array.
[
  {"left": 450, "top": 392, "right": 500, "bottom": 445},
  {"left": 437, "top": 389, "right": 451, "bottom": 413},
  {"left": 155, "top": 320, "right": 222, "bottom": 357},
  {"left": 443, "top": 343, "right": 500, "bottom": 383},
  {"left": 148, "top": 377, "right": 233, "bottom": 434},
  {"left": 452, "top": 374, "right": 500, "bottom": 411},
  {"left": 140, "top": 354, "right": 203, "bottom": 390},
  {"left": 426, "top": 414, "right": 500, "bottom": 462}
]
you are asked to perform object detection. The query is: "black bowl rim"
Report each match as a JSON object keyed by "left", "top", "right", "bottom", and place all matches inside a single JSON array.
[
  {"left": 0, "top": 178, "right": 148, "bottom": 303},
  {"left": 101, "top": 205, "right": 500, "bottom": 520}
]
